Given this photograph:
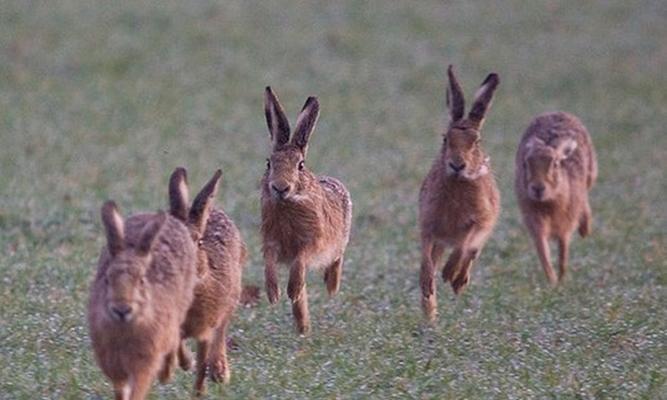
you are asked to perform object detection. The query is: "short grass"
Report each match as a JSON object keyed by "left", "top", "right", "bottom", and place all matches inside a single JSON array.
[{"left": 1, "top": 0, "right": 665, "bottom": 398}]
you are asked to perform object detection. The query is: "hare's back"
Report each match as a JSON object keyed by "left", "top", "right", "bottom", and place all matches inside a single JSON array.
[
  {"left": 319, "top": 175, "right": 351, "bottom": 211},
  {"left": 203, "top": 208, "right": 244, "bottom": 267}
]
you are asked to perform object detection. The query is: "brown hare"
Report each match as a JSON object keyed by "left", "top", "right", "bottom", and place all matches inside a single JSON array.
[
  {"left": 261, "top": 86, "right": 352, "bottom": 335},
  {"left": 168, "top": 167, "right": 246, "bottom": 396},
  {"left": 88, "top": 202, "right": 197, "bottom": 400},
  {"left": 419, "top": 65, "right": 501, "bottom": 321},
  {"left": 515, "top": 112, "right": 597, "bottom": 284}
]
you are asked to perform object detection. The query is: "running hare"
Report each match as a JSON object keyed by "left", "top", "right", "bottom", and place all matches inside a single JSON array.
[{"left": 261, "top": 86, "right": 352, "bottom": 335}]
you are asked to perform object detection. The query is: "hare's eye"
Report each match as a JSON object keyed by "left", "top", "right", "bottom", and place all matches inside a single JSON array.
[
  {"left": 298, "top": 160, "right": 305, "bottom": 171},
  {"left": 443, "top": 137, "right": 448, "bottom": 145},
  {"left": 197, "top": 238, "right": 204, "bottom": 247},
  {"left": 104, "top": 276, "right": 109, "bottom": 285},
  {"left": 140, "top": 277, "right": 146, "bottom": 286},
  {"left": 266, "top": 159, "right": 271, "bottom": 169}
]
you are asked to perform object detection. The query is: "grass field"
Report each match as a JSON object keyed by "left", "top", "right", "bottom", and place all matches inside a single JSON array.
[{"left": 1, "top": 0, "right": 666, "bottom": 398}]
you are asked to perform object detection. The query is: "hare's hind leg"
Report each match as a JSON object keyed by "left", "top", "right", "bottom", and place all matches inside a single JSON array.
[
  {"left": 451, "top": 249, "right": 479, "bottom": 295},
  {"left": 324, "top": 256, "right": 343, "bottom": 296},
  {"left": 578, "top": 200, "right": 592, "bottom": 238},
  {"left": 194, "top": 339, "right": 210, "bottom": 397},
  {"left": 208, "top": 318, "right": 231, "bottom": 384},
  {"left": 441, "top": 248, "right": 463, "bottom": 284}
]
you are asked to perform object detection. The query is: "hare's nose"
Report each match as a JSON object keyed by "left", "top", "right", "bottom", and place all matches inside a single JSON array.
[
  {"left": 449, "top": 162, "right": 466, "bottom": 172},
  {"left": 531, "top": 184, "right": 545, "bottom": 199},
  {"left": 110, "top": 304, "right": 133, "bottom": 321},
  {"left": 271, "top": 183, "right": 291, "bottom": 196}
]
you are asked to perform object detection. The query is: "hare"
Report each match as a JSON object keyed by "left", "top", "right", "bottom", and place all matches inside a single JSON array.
[
  {"left": 515, "top": 112, "right": 597, "bottom": 284},
  {"left": 419, "top": 65, "right": 501, "bottom": 321},
  {"left": 261, "top": 86, "right": 352, "bottom": 335},
  {"left": 88, "top": 201, "right": 197, "bottom": 400},
  {"left": 168, "top": 167, "right": 246, "bottom": 395}
]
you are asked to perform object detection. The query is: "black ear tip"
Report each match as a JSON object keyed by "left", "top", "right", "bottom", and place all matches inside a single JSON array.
[
  {"left": 304, "top": 96, "right": 319, "bottom": 110},
  {"left": 213, "top": 169, "right": 223, "bottom": 180},
  {"left": 173, "top": 167, "right": 187, "bottom": 180},
  {"left": 485, "top": 73, "right": 500, "bottom": 86},
  {"left": 265, "top": 86, "right": 273, "bottom": 94},
  {"left": 102, "top": 200, "right": 118, "bottom": 213}
]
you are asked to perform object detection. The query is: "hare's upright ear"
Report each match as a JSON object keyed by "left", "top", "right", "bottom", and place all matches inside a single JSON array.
[
  {"left": 169, "top": 167, "right": 189, "bottom": 222},
  {"left": 137, "top": 212, "right": 166, "bottom": 256},
  {"left": 189, "top": 169, "right": 222, "bottom": 236},
  {"left": 101, "top": 201, "right": 125, "bottom": 257},
  {"left": 265, "top": 87, "right": 291, "bottom": 150},
  {"left": 447, "top": 65, "right": 465, "bottom": 123},
  {"left": 291, "top": 96, "right": 320, "bottom": 155},
  {"left": 468, "top": 72, "right": 500, "bottom": 128}
]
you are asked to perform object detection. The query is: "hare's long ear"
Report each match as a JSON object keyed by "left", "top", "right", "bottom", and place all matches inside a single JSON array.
[
  {"left": 137, "top": 212, "right": 166, "bottom": 256},
  {"left": 447, "top": 65, "right": 465, "bottom": 122},
  {"left": 169, "top": 167, "right": 189, "bottom": 222},
  {"left": 189, "top": 169, "right": 222, "bottom": 236},
  {"left": 101, "top": 201, "right": 125, "bottom": 257},
  {"left": 264, "top": 87, "right": 291, "bottom": 150},
  {"left": 291, "top": 96, "right": 320, "bottom": 156},
  {"left": 468, "top": 72, "right": 499, "bottom": 128}
]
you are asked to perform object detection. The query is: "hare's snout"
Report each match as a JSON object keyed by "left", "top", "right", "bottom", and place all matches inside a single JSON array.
[
  {"left": 448, "top": 161, "right": 466, "bottom": 174},
  {"left": 108, "top": 303, "right": 134, "bottom": 322},
  {"left": 270, "top": 181, "right": 292, "bottom": 200},
  {"left": 529, "top": 183, "right": 546, "bottom": 201}
]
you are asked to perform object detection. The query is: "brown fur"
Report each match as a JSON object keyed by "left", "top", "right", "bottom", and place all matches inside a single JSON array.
[
  {"left": 261, "top": 86, "right": 352, "bottom": 335},
  {"left": 88, "top": 202, "right": 197, "bottom": 400},
  {"left": 515, "top": 112, "right": 597, "bottom": 284},
  {"left": 419, "top": 65, "right": 501, "bottom": 321},
  {"left": 168, "top": 168, "right": 245, "bottom": 396}
]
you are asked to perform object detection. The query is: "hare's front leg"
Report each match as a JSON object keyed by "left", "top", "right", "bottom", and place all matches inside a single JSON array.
[
  {"left": 177, "top": 340, "right": 193, "bottom": 371},
  {"left": 557, "top": 234, "right": 571, "bottom": 283},
  {"left": 264, "top": 248, "right": 280, "bottom": 304},
  {"left": 288, "top": 258, "right": 309, "bottom": 334},
  {"left": 113, "top": 381, "right": 129, "bottom": 400},
  {"left": 157, "top": 349, "right": 176, "bottom": 383},
  {"left": 530, "top": 227, "right": 557, "bottom": 285},
  {"left": 420, "top": 238, "right": 440, "bottom": 321},
  {"left": 129, "top": 368, "right": 156, "bottom": 400}
]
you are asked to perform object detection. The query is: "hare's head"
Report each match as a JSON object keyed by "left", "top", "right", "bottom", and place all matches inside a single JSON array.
[
  {"left": 169, "top": 167, "right": 221, "bottom": 274},
  {"left": 263, "top": 86, "right": 320, "bottom": 202},
  {"left": 442, "top": 65, "right": 499, "bottom": 180},
  {"left": 100, "top": 202, "right": 164, "bottom": 323},
  {"left": 522, "top": 138, "right": 578, "bottom": 201}
]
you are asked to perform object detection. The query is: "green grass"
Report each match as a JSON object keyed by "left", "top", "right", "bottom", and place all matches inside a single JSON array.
[{"left": 1, "top": 0, "right": 666, "bottom": 398}]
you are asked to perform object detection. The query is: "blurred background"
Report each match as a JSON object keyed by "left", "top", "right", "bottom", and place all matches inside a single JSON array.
[{"left": 1, "top": 1, "right": 665, "bottom": 398}]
